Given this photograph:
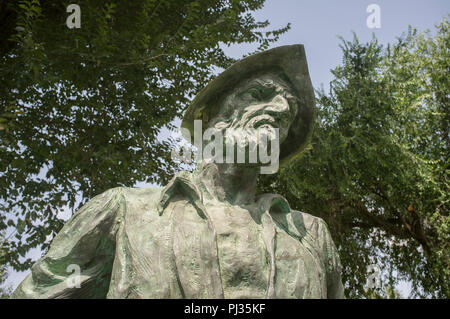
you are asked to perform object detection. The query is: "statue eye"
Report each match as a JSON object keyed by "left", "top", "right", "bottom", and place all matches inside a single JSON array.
[{"left": 248, "top": 87, "right": 272, "bottom": 101}]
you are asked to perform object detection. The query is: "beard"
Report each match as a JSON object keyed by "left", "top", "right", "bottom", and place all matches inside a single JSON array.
[{"left": 208, "top": 123, "right": 279, "bottom": 166}]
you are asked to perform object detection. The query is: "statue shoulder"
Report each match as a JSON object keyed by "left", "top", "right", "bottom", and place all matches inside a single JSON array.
[
  {"left": 289, "top": 208, "right": 331, "bottom": 239},
  {"left": 255, "top": 193, "right": 332, "bottom": 239},
  {"left": 118, "top": 186, "right": 163, "bottom": 201},
  {"left": 75, "top": 186, "right": 164, "bottom": 220},
  {"left": 98, "top": 172, "right": 202, "bottom": 219},
  {"left": 116, "top": 186, "right": 164, "bottom": 213}
]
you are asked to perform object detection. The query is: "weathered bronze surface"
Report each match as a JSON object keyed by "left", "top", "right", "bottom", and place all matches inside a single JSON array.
[{"left": 12, "top": 45, "right": 345, "bottom": 299}]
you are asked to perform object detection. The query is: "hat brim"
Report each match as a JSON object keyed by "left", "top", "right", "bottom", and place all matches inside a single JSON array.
[{"left": 181, "top": 44, "right": 316, "bottom": 167}]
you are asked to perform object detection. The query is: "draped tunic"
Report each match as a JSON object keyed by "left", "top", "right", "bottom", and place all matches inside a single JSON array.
[{"left": 12, "top": 172, "right": 345, "bottom": 299}]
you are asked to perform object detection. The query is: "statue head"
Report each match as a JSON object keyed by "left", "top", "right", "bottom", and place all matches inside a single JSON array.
[
  {"left": 181, "top": 45, "right": 316, "bottom": 168},
  {"left": 208, "top": 72, "right": 297, "bottom": 145}
]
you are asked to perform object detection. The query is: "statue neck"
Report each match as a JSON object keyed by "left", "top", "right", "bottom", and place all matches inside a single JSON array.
[{"left": 194, "top": 162, "right": 259, "bottom": 206}]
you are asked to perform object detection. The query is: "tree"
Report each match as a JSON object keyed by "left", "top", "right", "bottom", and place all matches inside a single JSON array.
[
  {"left": 0, "top": 0, "right": 289, "bottom": 271},
  {"left": 366, "top": 285, "right": 403, "bottom": 299},
  {"left": 259, "top": 17, "right": 449, "bottom": 298},
  {"left": 0, "top": 231, "right": 12, "bottom": 298}
]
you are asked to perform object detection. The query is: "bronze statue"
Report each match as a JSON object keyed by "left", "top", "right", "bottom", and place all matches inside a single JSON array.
[{"left": 12, "top": 45, "right": 345, "bottom": 299}]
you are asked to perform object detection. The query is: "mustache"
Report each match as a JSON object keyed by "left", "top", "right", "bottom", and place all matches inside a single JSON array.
[
  {"left": 245, "top": 113, "right": 277, "bottom": 129},
  {"left": 214, "top": 107, "right": 289, "bottom": 131},
  {"left": 213, "top": 95, "right": 298, "bottom": 131},
  {"left": 240, "top": 105, "right": 291, "bottom": 128}
]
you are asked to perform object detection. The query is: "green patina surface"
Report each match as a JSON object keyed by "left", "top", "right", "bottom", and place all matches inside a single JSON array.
[
  {"left": 12, "top": 177, "right": 344, "bottom": 298},
  {"left": 12, "top": 45, "right": 345, "bottom": 299}
]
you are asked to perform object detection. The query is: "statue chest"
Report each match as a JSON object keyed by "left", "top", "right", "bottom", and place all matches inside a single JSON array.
[
  {"left": 207, "top": 204, "right": 270, "bottom": 298},
  {"left": 114, "top": 197, "right": 327, "bottom": 298},
  {"left": 205, "top": 202, "right": 326, "bottom": 298}
]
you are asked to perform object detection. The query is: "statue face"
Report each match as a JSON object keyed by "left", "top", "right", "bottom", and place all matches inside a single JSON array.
[{"left": 210, "top": 73, "right": 298, "bottom": 144}]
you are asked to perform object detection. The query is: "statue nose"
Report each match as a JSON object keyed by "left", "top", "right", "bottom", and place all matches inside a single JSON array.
[{"left": 264, "top": 94, "right": 290, "bottom": 116}]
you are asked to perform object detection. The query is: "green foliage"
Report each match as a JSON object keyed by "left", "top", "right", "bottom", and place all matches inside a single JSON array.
[
  {"left": 260, "top": 17, "right": 449, "bottom": 298},
  {"left": 366, "top": 285, "right": 403, "bottom": 299},
  {"left": 0, "top": 231, "right": 12, "bottom": 298},
  {"left": 0, "top": 0, "right": 289, "bottom": 271}
]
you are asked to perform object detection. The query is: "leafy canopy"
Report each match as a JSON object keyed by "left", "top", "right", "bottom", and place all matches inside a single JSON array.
[{"left": 259, "top": 17, "right": 449, "bottom": 298}]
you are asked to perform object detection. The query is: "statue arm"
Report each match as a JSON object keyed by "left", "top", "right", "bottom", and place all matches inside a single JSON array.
[
  {"left": 11, "top": 187, "right": 125, "bottom": 299},
  {"left": 317, "top": 218, "right": 346, "bottom": 299}
]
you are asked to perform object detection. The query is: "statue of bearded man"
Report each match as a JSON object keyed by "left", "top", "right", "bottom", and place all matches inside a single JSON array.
[{"left": 12, "top": 45, "right": 345, "bottom": 299}]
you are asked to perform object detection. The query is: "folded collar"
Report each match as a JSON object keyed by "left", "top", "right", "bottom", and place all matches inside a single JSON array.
[{"left": 157, "top": 172, "right": 292, "bottom": 221}]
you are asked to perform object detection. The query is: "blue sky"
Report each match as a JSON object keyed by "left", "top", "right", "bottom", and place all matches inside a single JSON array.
[
  {"left": 222, "top": 0, "right": 449, "bottom": 92},
  {"left": 4, "top": 0, "right": 449, "bottom": 296}
]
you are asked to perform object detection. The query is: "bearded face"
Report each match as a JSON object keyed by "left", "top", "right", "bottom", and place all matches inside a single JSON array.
[
  {"left": 210, "top": 73, "right": 298, "bottom": 143},
  {"left": 206, "top": 73, "right": 298, "bottom": 164}
]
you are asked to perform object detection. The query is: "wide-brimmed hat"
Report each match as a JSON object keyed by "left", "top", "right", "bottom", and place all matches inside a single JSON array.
[{"left": 181, "top": 44, "right": 316, "bottom": 166}]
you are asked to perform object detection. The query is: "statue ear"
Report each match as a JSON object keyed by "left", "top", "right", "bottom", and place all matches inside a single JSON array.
[
  {"left": 202, "top": 111, "right": 209, "bottom": 123},
  {"left": 278, "top": 72, "right": 290, "bottom": 85},
  {"left": 193, "top": 105, "right": 206, "bottom": 120}
]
